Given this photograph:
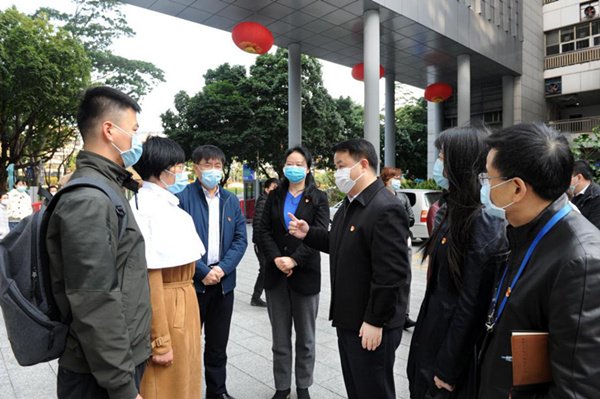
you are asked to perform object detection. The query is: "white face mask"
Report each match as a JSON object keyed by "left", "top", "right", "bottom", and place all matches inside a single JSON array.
[
  {"left": 1, "top": 199, "right": 8, "bottom": 207},
  {"left": 335, "top": 160, "right": 365, "bottom": 194}
]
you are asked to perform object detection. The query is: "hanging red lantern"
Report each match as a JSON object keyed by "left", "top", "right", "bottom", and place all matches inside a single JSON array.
[
  {"left": 232, "top": 22, "right": 274, "bottom": 54},
  {"left": 351, "top": 63, "right": 385, "bottom": 81},
  {"left": 424, "top": 83, "right": 453, "bottom": 103}
]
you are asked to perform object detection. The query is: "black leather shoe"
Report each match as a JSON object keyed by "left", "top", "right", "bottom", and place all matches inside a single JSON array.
[
  {"left": 251, "top": 297, "right": 267, "bottom": 307},
  {"left": 207, "top": 394, "right": 235, "bottom": 399},
  {"left": 403, "top": 316, "right": 416, "bottom": 330},
  {"left": 297, "top": 387, "right": 311, "bottom": 399},
  {"left": 271, "top": 388, "right": 291, "bottom": 399}
]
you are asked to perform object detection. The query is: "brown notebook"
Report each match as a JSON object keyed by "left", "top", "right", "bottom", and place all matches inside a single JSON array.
[{"left": 511, "top": 332, "right": 552, "bottom": 386}]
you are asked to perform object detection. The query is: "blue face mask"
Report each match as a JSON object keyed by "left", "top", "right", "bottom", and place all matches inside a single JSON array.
[
  {"left": 16, "top": 186, "right": 27, "bottom": 193},
  {"left": 480, "top": 178, "right": 514, "bottom": 219},
  {"left": 390, "top": 179, "right": 401, "bottom": 191},
  {"left": 284, "top": 166, "right": 307, "bottom": 183},
  {"left": 162, "top": 170, "right": 189, "bottom": 194},
  {"left": 433, "top": 158, "right": 450, "bottom": 190},
  {"left": 111, "top": 123, "right": 143, "bottom": 168},
  {"left": 201, "top": 169, "right": 223, "bottom": 189}
]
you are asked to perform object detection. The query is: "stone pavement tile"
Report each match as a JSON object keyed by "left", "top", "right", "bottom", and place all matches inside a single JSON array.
[
  {"left": 317, "top": 374, "right": 347, "bottom": 397},
  {"left": 311, "top": 344, "right": 340, "bottom": 370},
  {"left": 0, "top": 360, "right": 9, "bottom": 384},
  {"left": 1, "top": 347, "right": 21, "bottom": 370},
  {"left": 235, "top": 335, "right": 273, "bottom": 361},
  {"left": 8, "top": 362, "right": 56, "bottom": 399},
  {"left": 303, "top": 383, "right": 345, "bottom": 398},
  {"left": 0, "top": 383, "right": 17, "bottom": 399},
  {"left": 209, "top": 361, "right": 275, "bottom": 399},
  {"left": 228, "top": 351, "right": 275, "bottom": 386},
  {"left": 227, "top": 340, "right": 252, "bottom": 359},
  {"left": 312, "top": 360, "right": 341, "bottom": 385}
]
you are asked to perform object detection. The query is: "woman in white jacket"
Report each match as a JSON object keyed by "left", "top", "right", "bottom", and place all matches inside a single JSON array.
[{"left": 7, "top": 179, "right": 32, "bottom": 230}]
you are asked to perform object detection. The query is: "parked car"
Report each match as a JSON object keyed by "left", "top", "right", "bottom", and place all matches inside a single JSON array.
[{"left": 398, "top": 189, "right": 443, "bottom": 241}]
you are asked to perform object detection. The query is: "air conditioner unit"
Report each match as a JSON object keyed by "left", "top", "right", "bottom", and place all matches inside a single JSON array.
[{"left": 581, "top": 2, "right": 599, "bottom": 20}]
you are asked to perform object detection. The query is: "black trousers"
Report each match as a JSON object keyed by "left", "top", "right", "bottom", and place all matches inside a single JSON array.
[
  {"left": 57, "top": 362, "right": 146, "bottom": 399},
  {"left": 336, "top": 327, "right": 402, "bottom": 399},
  {"left": 252, "top": 244, "right": 266, "bottom": 299},
  {"left": 198, "top": 285, "right": 235, "bottom": 396}
]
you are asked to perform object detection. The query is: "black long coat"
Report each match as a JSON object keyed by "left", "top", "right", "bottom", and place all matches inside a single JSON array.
[
  {"left": 258, "top": 186, "right": 329, "bottom": 295},
  {"left": 407, "top": 209, "right": 507, "bottom": 399},
  {"left": 572, "top": 181, "right": 600, "bottom": 230}
]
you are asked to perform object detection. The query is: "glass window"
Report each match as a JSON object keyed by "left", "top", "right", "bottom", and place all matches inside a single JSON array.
[
  {"left": 562, "top": 42, "right": 575, "bottom": 52},
  {"left": 595, "top": 36, "right": 600, "bottom": 46},
  {"left": 577, "top": 25, "right": 590, "bottom": 38},
  {"left": 593, "top": 21, "right": 600, "bottom": 35},
  {"left": 561, "top": 28, "right": 575, "bottom": 42},
  {"left": 576, "top": 39, "right": 590, "bottom": 49},
  {"left": 546, "top": 45, "right": 560, "bottom": 55},
  {"left": 546, "top": 31, "right": 559, "bottom": 45}
]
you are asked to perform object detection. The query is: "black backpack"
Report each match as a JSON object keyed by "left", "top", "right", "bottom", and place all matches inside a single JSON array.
[{"left": 0, "top": 177, "right": 128, "bottom": 366}]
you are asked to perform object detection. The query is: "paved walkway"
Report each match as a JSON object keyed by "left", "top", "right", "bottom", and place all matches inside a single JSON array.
[{"left": 0, "top": 226, "right": 428, "bottom": 398}]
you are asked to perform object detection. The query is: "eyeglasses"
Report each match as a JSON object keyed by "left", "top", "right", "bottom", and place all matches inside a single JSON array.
[
  {"left": 165, "top": 164, "right": 185, "bottom": 175},
  {"left": 478, "top": 172, "right": 508, "bottom": 186}
]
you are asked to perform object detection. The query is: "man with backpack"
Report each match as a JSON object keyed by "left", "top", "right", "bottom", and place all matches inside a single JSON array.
[{"left": 45, "top": 86, "right": 151, "bottom": 399}]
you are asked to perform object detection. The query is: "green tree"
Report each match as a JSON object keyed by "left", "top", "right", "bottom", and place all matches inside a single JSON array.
[
  {"left": 35, "top": 0, "right": 164, "bottom": 100},
  {"left": 0, "top": 7, "right": 91, "bottom": 191},
  {"left": 162, "top": 64, "right": 253, "bottom": 183},
  {"left": 334, "top": 96, "right": 364, "bottom": 139},
  {"left": 381, "top": 95, "right": 428, "bottom": 179},
  {"left": 572, "top": 126, "right": 600, "bottom": 182}
]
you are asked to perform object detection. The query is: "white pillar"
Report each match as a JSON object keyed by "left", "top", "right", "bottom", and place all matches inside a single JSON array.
[
  {"left": 502, "top": 75, "right": 515, "bottom": 128},
  {"left": 363, "top": 9, "right": 380, "bottom": 162},
  {"left": 288, "top": 43, "right": 302, "bottom": 147},
  {"left": 457, "top": 54, "right": 471, "bottom": 127},
  {"left": 427, "top": 102, "right": 444, "bottom": 178},
  {"left": 384, "top": 74, "right": 396, "bottom": 167}
]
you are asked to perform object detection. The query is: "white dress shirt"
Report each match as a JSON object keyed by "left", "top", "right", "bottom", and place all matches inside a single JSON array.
[
  {"left": 202, "top": 186, "right": 221, "bottom": 266},
  {"left": 7, "top": 189, "right": 32, "bottom": 222},
  {"left": 130, "top": 181, "right": 205, "bottom": 269}
]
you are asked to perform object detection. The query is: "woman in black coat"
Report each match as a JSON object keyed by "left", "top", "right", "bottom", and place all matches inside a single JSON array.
[
  {"left": 258, "top": 146, "right": 329, "bottom": 399},
  {"left": 407, "top": 127, "right": 508, "bottom": 399}
]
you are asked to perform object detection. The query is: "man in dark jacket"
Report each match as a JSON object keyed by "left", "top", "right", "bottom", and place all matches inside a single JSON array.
[
  {"left": 250, "top": 177, "right": 280, "bottom": 307},
  {"left": 479, "top": 123, "right": 600, "bottom": 399},
  {"left": 176, "top": 145, "right": 247, "bottom": 399},
  {"left": 46, "top": 86, "right": 151, "bottom": 399},
  {"left": 288, "top": 139, "right": 410, "bottom": 399},
  {"left": 571, "top": 159, "right": 600, "bottom": 229}
]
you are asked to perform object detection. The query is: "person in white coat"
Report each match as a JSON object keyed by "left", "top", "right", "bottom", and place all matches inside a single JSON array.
[{"left": 7, "top": 179, "right": 32, "bottom": 230}]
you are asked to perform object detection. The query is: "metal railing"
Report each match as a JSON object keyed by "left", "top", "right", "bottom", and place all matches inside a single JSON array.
[
  {"left": 545, "top": 47, "right": 600, "bottom": 69},
  {"left": 543, "top": 0, "right": 559, "bottom": 4},
  {"left": 548, "top": 117, "right": 600, "bottom": 133}
]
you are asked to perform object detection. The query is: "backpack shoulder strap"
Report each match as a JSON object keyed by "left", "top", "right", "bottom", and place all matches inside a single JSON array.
[{"left": 46, "top": 177, "right": 128, "bottom": 242}]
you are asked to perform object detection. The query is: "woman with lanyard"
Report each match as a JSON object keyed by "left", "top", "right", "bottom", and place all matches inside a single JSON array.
[
  {"left": 258, "top": 146, "right": 329, "bottom": 399},
  {"left": 131, "top": 136, "right": 205, "bottom": 399},
  {"left": 407, "top": 127, "right": 508, "bottom": 399}
]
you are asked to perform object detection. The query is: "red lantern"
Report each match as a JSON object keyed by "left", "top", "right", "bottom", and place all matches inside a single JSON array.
[
  {"left": 424, "top": 83, "right": 453, "bottom": 103},
  {"left": 232, "top": 22, "right": 274, "bottom": 54},
  {"left": 351, "top": 63, "right": 385, "bottom": 81}
]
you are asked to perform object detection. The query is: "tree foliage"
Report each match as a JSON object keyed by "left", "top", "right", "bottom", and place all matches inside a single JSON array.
[
  {"left": 0, "top": 7, "right": 91, "bottom": 191},
  {"left": 572, "top": 126, "right": 600, "bottom": 182},
  {"left": 162, "top": 50, "right": 359, "bottom": 179},
  {"left": 34, "top": 0, "right": 164, "bottom": 100}
]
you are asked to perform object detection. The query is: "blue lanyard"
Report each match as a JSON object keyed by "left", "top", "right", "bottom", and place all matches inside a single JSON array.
[{"left": 487, "top": 204, "right": 572, "bottom": 331}]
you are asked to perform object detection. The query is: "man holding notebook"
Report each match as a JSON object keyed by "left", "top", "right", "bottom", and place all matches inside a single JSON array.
[{"left": 478, "top": 123, "right": 600, "bottom": 398}]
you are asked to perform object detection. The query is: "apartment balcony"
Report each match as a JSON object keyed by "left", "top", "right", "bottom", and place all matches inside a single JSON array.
[
  {"left": 545, "top": 47, "right": 600, "bottom": 69},
  {"left": 548, "top": 116, "right": 600, "bottom": 134}
]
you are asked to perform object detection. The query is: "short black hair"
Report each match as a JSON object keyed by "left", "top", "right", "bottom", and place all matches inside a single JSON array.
[
  {"left": 264, "top": 177, "right": 280, "bottom": 191},
  {"left": 77, "top": 86, "right": 141, "bottom": 142},
  {"left": 573, "top": 159, "right": 595, "bottom": 181},
  {"left": 133, "top": 136, "right": 185, "bottom": 181},
  {"left": 192, "top": 145, "right": 225, "bottom": 165},
  {"left": 331, "top": 138, "right": 378, "bottom": 172},
  {"left": 487, "top": 123, "right": 573, "bottom": 201},
  {"left": 13, "top": 179, "right": 25, "bottom": 188},
  {"left": 48, "top": 185, "right": 58, "bottom": 191}
]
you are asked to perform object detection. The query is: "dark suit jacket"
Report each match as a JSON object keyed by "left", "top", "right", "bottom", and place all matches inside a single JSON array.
[
  {"left": 573, "top": 181, "right": 600, "bottom": 230},
  {"left": 258, "top": 186, "right": 329, "bottom": 295},
  {"left": 304, "top": 178, "right": 411, "bottom": 332}
]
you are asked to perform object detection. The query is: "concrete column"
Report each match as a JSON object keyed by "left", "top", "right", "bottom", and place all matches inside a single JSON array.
[
  {"left": 427, "top": 101, "right": 444, "bottom": 178},
  {"left": 288, "top": 43, "right": 302, "bottom": 147},
  {"left": 457, "top": 54, "right": 471, "bottom": 127},
  {"left": 384, "top": 74, "right": 396, "bottom": 167},
  {"left": 363, "top": 9, "right": 380, "bottom": 162},
  {"left": 502, "top": 75, "right": 515, "bottom": 128}
]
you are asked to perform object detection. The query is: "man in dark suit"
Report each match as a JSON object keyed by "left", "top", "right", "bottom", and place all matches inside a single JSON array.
[
  {"left": 251, "top": 177, "right": 280, "bottom": 307},
  {"left": 288, "top": 138, "right": 411, "bottom": 399},
  {"left": 571, "top": 159, "right": 600, "bottom": 229}
]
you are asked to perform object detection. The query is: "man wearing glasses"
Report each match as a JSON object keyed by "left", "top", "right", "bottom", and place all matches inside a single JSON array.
[{"left": 176, "top": 145, "right": 248, "bottom": 399}]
